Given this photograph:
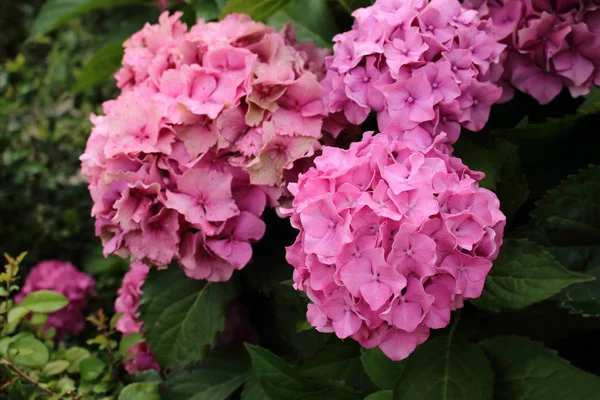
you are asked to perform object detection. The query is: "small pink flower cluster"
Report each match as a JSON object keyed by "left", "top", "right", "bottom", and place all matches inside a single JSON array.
[
  {"left": 285, "top": 132, "right": 505, "bottom": 360},
  {"left": 322, "top": 0, "right": 505, "bottom": 144},
  {"left": 114, "top": 261, "right": 160, "bottom": 374},
  {"left": 465, "top": 0, "right": 600, "bottom": 104},
  {"left": 81, "top": 12, "right": 330, "bottom": 281},
  {"left": 16, "top": 261, "right": 96, "bottom": 339}
]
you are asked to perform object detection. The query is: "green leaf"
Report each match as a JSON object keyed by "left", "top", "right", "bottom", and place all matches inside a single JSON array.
[
  {"left": 110, "top": 312, "right": 125, "bottom": 330},
  {"left": 191, "top": 0, "right": 222, "bottom": 20},
  {"left": 481, "top": 336, "right": 600, "bottom": 400},
  {"left": 472, "top": 238, "right": 593, "bottom": 311},
  {"left": 219, "top": 0, "right": 292, "bottom": 20},
  {"left": 119, "top": 333, "right": 145, "bottom": 355},
  {"left": 9, "top": 336, "right": 50, "bottom": 368},
  {"left": 30, "top": 313, "right": 49, "bottom": 325},
  {"left": 42, "top": 360, "right": 70, "bottom": 377},
  {"left": 301, "top": 340, "right": 376, "bottom": 393},
  {"left": 361, "top": 347, "right": 404, "bottom": 390},
  {"left": 525, "top": 165, "right": 600, "bottom": 315},
  {"left": 577, "top": 87, "right": 600, "bottom": 115},
  {"left": 64, "top": 346, "right": 91, "bottom": 373},
  {"left": 241, "top": 376, "right": 272, "bottom": 400},
  {"left": 366, "top": 391, "right": 393, "bottom": 400},
  {"left": 74, "top": 41, "right": 123, "bottom": 93},
  {"left": 334, "top": 0, "right": 372, "bottom": 13},
  {"left": 163, "top": 348, "right": 251, "bottom": 400},
  {"left": 246, "top": 344, "right": 363, "bottom": 400},
  {"left": 7, "top": 306, "right": 29, "bottom": 325},
  {"left": 79, "top": 356, "right": 106, "bottom": 381},
  {"left": 20, "top": 290, "right": 68, "bottom": 313},
  {"left": 118, "top": 382, "right": 161, "bottom": 400},
  {"left": 29, "top": 0, "right": 146, "bottom": 39},
  {"left": 453, "top": 138, "right": 529, "bottom": 225},
  {"left": 267, "top": 0, "right": 338, "bottom": 48},
  {"left": 393, "top": 332, "right": 493, "bottom": 400},
  {"left": 139, "top": 268, "right": 235, "bottom": 368}
]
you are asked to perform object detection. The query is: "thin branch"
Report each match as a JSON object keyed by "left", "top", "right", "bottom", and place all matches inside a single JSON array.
[{"left": 0, "top": 358, "right": 56, "bottom": 397}]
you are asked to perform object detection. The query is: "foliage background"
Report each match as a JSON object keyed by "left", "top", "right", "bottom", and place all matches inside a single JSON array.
[{"left": 1, "top": 0, "right": 600, "bottom": 399}]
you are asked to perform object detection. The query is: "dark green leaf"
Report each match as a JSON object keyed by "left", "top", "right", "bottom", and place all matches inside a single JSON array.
[
  {"left": 74, "top": 41, "right": 123, "bottom": 93},
  {"left": 8, "top": 336, "right": 49, "bottom": 368},
  {"left": 481, "top": 336, "right": 600, "bottom": 400},
  {"left": 241, "top": 376, "right": 271, "bottom": 400},
  {"left": 366, "top": 391, "right": 393, "bottom": 400},
  {"left": 220, "top": 0, "right": 292, "bottom": 20},
  {"left": 246, "top": 344, "right": 363, "bottom": 400},
  {"left": 118, "top": 382, "right": 161, "bottom": 400},
  {"left": 29, "top": 0, "right": 146, "bottom": 39},
  {"left": 163, "top": 348, "right": 251, "bottom": 400},
  {"left": 20, "top": 290, "right": 68, "bottom": 313},
  {"left": 335, "top": 0, "right": 372, "bottom": 13},
  {"left": 267, "top": 0, "right": 338, "bottom": 48},
  {"left": 361, "top": 347, "right": 404, "bottom": 390},
  {"left": 139, "top": 268, "right": 235, "bottom": 368},
  {"left": 79, "top": 356, "right": 106, "bottom": 381},
  {"left": 119, "top": 333, "right": 144, "bottom": 355},
  {"left": 577, "top": 87, "right": 600, "bottom": 115},
  {"left": 473, "top": 239, "right": 593, "bottom": 311},
  {"left": 393, "top": 332, "right": 493, "bottom": 400},
  {"left": 301, "top": 341, "right": 376, "bottom": 393},
  {"left": 192, "top": 0, "right": 222, "bottom": 20},
  {"left": 526, "top": 165, "right": 600, "bottom": 315}
]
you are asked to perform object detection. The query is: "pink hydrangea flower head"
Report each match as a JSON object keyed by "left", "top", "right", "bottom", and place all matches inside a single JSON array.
[
  {"left": 286, "top": 132, "right": 506, "bottom": 360},
  {"left": 114, "top": 261, "right": 160, "bottom": 374},
  {"left": 322, "top": 0, "right": 505, "bottom": 144},
  {"left": 465, "top": 0, "right": 600, "bottom": 104},
  {"left": 81, "top": 13, "right": 336, "bottom": 281},
  {"left": 15, "top": 261, "right": 96, "bottom": 339}
]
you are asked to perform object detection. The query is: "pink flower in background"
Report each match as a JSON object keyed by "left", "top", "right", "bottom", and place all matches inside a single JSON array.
[
  {"left": 114, "top": 261, "right": 160, "bottom": 374},
  {"left": 322, "top": 0, "right": 505, "bottom": 144},
  {"left": 286, "top": 132, "right": 505, "bottom": 361},
  {"left": 464, "top": 0, "right": 600, "bottom": 104},
  {"left": 15, "top": 261, "right": 96, "bottom": 339},
  {"left": 81, "top": 12, "right": 335, "bottom": 281}
]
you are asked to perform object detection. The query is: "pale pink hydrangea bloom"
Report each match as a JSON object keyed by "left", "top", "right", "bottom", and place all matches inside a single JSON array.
[
  {"left": 322, "top": 0, "right": 505, "bottom": 143},
  {"left": 114, "top": 261, "right": 160, "bottom": 374},
  {"left": 285, "top": 132, "right": 505, "bottom": 360},
  {"left": 81, "top": 12, "right": 332, "bottom": 281},
  {"left": 15, "top": 261, "right": 96, "bottom": 339},
  {"left": 465, "top": 0, "right": 600, "bottom": 104}
]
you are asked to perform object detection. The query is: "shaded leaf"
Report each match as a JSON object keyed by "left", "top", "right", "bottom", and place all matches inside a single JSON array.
[
  {"left": 246, "top": 344, "right": 363, "bottom": 400},
  {"left": 241, "top": 375, "right": 272, "bottom": 400},
  {"left": 393, "top": 332, "right": 493, "bottom": 400},
  {"left": 267, "top": 0, "right": 338, "bottom": 47},
  {"left": 361, "top": 347, "right": 404, "bottom": 390},
  {"left": 481, "top": 336, "right": 600, "bottom": 400},
  {"left": 79, "top": 356, "right": 106, "bottom": 381},
  {"left": 473, "top": 239, "right": 593, "bottom": 311},
  {"left": 139, "top": 268, "right": 235, "bottom": 369},
  {"left": 29, "top": 0, "right": 146, "bottom": 39},
  {"left": 74, "top": 41, "right": 123, "bottom": 93},
  {"left": 366, "top": 391, "right": 393, "bottom": 400},
  {"left": 163, "top": 348, "right": 251, "bottom": 400},
  {"left": 220, "top": 0, "right": 292, "bottom": 20}
]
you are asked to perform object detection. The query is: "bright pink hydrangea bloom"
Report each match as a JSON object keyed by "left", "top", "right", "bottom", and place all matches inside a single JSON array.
[
  {"left": 15, "top": 261, "right": 96, "bottom": 339},
  {"left": 81, "top": 12, "right": 331, "bottom": 281},
  {"left": 465, "top": 0, "right": 600, "bottom": 104},
  {"left": 285, "top": 132, "right": 505, "bottom": 360},
  {"left": 114, "top": 261, "right": 160, "bottom": 374},
  {"left": 322, "top": 0, "right": 505, "bottom": 143}
]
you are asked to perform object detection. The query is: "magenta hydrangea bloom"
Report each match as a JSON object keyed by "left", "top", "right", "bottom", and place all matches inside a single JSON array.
[
  {"left": 81, "top": 12, "right": 333, "bottom": 281},
  {"left": 114, "top": 261, "right": 160, "bottom": 374},
  {"left": 15, "top": 261, "right": 96, "bottom": 339},
  {"left": 322, "top": 0, "right": 505, "bottom": 143},
  {"left": 285, "top": 132, "right": 505, "bottom": 360},
  {"left": 465, "top": 0, "right": 600, "bottom": 104}
]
